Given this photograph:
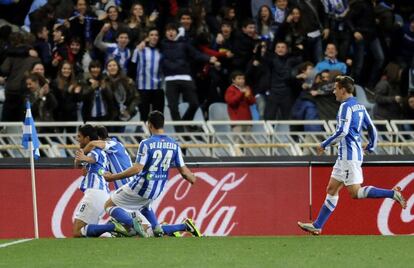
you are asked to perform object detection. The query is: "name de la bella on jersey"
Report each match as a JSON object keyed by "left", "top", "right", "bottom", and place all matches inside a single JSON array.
[{"left": 148, "top": 141, "right": 178, "bottom": 150}]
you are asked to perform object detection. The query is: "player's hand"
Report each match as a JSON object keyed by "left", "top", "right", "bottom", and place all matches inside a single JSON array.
[
  {"left": 103, "top": 172, "right": 113, "bottom": 181},
  {"left": 317, "top": 145, "right": 325, "bottom": 155},
  {"left": 75, "top": 149, "right": 86, "bottom": 162}
]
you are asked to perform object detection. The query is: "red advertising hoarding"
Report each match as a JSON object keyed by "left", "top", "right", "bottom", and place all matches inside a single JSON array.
[
  {"left": 311, "top": 166, "right": 414, "bottom": 235},
  {"left": 0, "top": 167, "right": 310, "bottom": 238}
]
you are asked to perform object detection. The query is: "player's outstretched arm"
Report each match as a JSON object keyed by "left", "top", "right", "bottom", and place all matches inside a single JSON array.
[
  {"left": 104, "top": 163, "right": 144, "bottom": 182},
  {"left": 83, "top": 140, "right": 106, "bottom": 154},
  {"left": 177, "top": 166, "right": 196, "bottom": 185}
]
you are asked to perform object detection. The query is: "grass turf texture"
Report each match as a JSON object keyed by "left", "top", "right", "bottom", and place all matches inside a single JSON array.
[{"left": 1, "top": 236, "right": 413, "bottom": 268}]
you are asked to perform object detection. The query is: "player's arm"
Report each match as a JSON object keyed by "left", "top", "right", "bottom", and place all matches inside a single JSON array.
[
  {"left": 83, "top": 140, "right": 106, "bottom": 154},
  {"left": 177, "top": 166, "right": 196, "bottom": 185},
  {"left": 104, "top": 163, "right": 144, "bottom": 182},
  {"left": 75, "top": 149, "right": 96, "bottom": 164},
  {"left": 174, "top": 146, "right": 196, "bottom": 184},
  {"left": 321, "top": 104, "right": 351, "bottom": 150},
  {"left": 362, "top": 109, "right": 378, "bottom": 152}
]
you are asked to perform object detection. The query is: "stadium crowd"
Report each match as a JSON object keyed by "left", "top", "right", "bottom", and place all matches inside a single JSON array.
[{"left": 0, "top": 0, "right": 414, "bottom": 132}]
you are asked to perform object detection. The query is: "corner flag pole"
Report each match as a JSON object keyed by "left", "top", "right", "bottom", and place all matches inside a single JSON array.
[
  {"left": 29, "top": 141, "right": 39, "bottom": 239},
  {"left": 22, "top": 100, "right": 40, "bottom": 239}
]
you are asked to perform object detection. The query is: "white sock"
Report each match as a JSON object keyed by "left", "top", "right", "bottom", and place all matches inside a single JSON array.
[{"left": 324, "top": 194, "right": 339, "bottom": 211}]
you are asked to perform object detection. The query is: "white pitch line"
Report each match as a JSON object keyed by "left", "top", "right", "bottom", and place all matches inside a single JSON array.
[{"left": 0, "top": 239, "right": 33, "bottom": 248}]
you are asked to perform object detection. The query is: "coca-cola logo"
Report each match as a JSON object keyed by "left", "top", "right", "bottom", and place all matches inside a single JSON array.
[
  {"left": 377, "top": 172, "right": 414, "bottom": 235},
  {"left": 52, "top": 172, "right": 247, "bottom": 237},
  {"left": 153, "top": 171, "right": 247, "bottom": 236}
]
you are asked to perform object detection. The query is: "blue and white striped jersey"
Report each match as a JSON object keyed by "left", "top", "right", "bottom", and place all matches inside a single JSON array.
[
  {"left": 131, "top": 47, "right": 162, "bottom": 90},
  {"left": 322, "top": 97, "right": 377, "bottom": 161},
  {"left": 128, "top": 134, "right": 185, "bottom": 200},
  {"left": 80, "top": 148, "right": 110, "bottom": 193},
  {"left": 104, "top": 137, "right": 133, "bottom": 189},
  {"left": 106, "top": 44, "right": 131, "bottom": 73}
]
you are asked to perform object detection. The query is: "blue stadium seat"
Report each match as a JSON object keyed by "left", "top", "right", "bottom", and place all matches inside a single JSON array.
[
  {"left": 208, "top": 102, "right": 229, "bottom": 120},
  {"left": 208, "top": 102, "right": 231, "bottom": 132},
  {"left": 178, "top": 102, "right": 205, "bottom": 121}
]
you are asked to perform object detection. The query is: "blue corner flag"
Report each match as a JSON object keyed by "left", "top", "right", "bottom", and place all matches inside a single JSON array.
[{"left": 22, "top": 101, "right": 40, "bottom": 159}]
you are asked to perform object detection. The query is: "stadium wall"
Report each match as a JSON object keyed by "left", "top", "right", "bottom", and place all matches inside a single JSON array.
[{"left": 0, "top": 157, "right": 413, "bottom": 238}]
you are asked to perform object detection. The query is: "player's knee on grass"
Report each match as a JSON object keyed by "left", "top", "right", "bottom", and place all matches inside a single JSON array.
[{"left": 73, "top": 219, "right": 86, "bottom": 238}]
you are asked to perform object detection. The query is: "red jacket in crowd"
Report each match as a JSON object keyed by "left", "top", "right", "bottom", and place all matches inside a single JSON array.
[{"left": 225, "top": 84, "right": 256, "bottom": 120}]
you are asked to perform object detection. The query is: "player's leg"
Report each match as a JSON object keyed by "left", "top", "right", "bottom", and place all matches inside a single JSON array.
[
  {"left": 105, "top": 187, "right": 148, "bottom": 237},
  {"left": 347, "top": 184, "right": 406, "bottom": 208},
  {"left": 76, "top": 189, "right": 129, "bottom": 237},
  {"left": 73, "top": 219, "right": 87, "bottom": 238},
  {"left": 298, "top": 160, "right": 345, "bottom": 235},
  {"left": 298, "top": 176, "right": 343, "bottom": 235},
  {"left": 344, "top": 161, "right": 406, "bottom": 208},
  {"left": 314, "top": 177, "right": 343, "bottom": 228}
]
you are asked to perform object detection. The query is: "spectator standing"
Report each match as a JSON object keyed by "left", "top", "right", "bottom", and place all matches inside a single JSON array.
[
  {"left": 160, "top": 23, "right": 216, "bottom": 131},
  {"left": 103, "top": 59, "right": 139, "bottom": 131},
  {"left": 373, "top": 62, "right": 403, "bottom": 120},
  {"left": 225, "top": 71, "right": 255, "bottom": 132},
  {"left": 130, "top": 28, "right": 164, "bottom": 123},
  {"left": 51, "top": 61, "right": 82, "bottom": 133},
  {"left": 315, "top": 43, "right": 347, "bottom": 74},
  {"left": 94, "top": 23, "right": 131, "bottom": 73},
  {"left": 81, "top": 60, "right": 114, "bottom": 122}
]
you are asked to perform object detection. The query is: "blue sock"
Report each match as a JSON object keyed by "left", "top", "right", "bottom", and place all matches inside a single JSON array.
[
  {"left": 141, "top": 207, "right": 159, "bottom": 229},
  {"left": 84, "top": 223, "right": 115, "bottom": 237},
  {"left": 108, "top": 207, "right": 133, "bottom": 227},
  {"left": 162, "top": 224, "right": 187, "bottom": 235},
  {"left": 357, "top": 186, "right": 394, "bottom": 199},
  {"left": 313, "top": 194, "right": 338, "bottom": 229}
]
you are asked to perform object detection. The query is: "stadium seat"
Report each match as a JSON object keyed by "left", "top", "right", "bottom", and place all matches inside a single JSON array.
[
  {"left": 208, "top": 102, "right": 229, "bottom": 121},
  {"left": 163, "top": 106, "right": 176, "bottom": 133},
  {"left": 355, "top": 85, "right": 374, "bottom": 115}
]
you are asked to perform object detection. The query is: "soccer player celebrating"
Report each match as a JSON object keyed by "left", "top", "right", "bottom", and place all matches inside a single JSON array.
[
  {"left": 104, "top": 111, "right": 200, "bottom": 237},
  {"left": 298, "top": 76, "right": 407, "bottom": 235},
  {"left": 73, "top": 125, "right": 115, "bottom": 237},
  {"left": 80, "top": 125, "right": 150, "bottom": 236}
]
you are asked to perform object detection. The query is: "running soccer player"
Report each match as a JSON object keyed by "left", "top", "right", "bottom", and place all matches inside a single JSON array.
[
  {"left": 298, "top": 75, "right": 407, "bottom": 235},
  {"left": 103, "top": 111, "right": 201, "bottom": 237},
  {"left": 73, "top": 124, "right": 121, "bottom": 237}
]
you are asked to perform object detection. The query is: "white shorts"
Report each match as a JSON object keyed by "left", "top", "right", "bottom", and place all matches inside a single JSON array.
[
  {"left": 331, "top": 159, "right": 363, "bottom": 186},
  {"left": 111, "top": 185, "right": 152, "bottom": 213},
  {"left": 75, "top": 189, "right": 110, "bottom": 224}
]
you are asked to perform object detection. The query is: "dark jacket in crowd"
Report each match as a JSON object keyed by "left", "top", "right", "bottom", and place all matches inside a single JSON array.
[
  {"left": 231, "top": 31, "right": 256, "bottom": 70},
  {"left": 346, "top": 0, "right": 378, "bottom": 41},
  {"left": 268, "top": 54, "right": 302, "bottom": 96},
  {"left": 160, "top": 37, "right": 210, "bottom": 77}
]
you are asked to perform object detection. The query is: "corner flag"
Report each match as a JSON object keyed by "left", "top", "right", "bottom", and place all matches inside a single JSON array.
[{"left": 22, "top": 100, "right": 40, "bottom": 159}]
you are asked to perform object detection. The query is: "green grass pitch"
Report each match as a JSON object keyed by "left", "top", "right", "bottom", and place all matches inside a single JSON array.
[{"left": 1, "top": 236, "right": 413, "bottom": 268}]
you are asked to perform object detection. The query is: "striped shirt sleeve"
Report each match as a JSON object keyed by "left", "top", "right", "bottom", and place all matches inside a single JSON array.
[
  {"left": 174, "top": 146, "right": 185, "bottom": 168},
  {"left": 322, "top": 103, "right": 352, "bottom": 148},
  {"left": 363, "top": 108, "right": 378, "bottom": 152},
  {"left": 88, "top": 150, "right": 99, "bottom": 163},
  {"left": 135, "top": 141, "right": 148, "bottom": 165}
]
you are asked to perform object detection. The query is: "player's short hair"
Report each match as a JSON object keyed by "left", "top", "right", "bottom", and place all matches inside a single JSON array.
[
  {"left": 148, "top": 111, "right": 164, "bottom": 129},
  {"left": 79, "top": 124, "right": 98, "bottom": 140},
  {"left": 95, "top": 125, "right": 108, "bottom": 139},
  {"left": 335, "top": 75, "right": 355, "bottom": 93}
]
